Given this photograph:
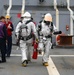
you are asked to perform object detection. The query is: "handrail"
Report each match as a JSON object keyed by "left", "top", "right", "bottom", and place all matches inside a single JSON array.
[
  {"left": 67, "top": 0, "right": 74, "bottom": 35},
  {"left": 7, "top": 0, "right": 12, "bottom": 16},
  {"left": 21, "top": 0, "right": 25, "bottom": 16},
  {"left": 54, "top": 0, "right": 59, "bottom": 31}
]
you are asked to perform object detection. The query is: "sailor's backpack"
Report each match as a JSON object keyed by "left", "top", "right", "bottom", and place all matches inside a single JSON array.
[{"left": 19, "top": 20, "right": 33, "bottom": 40}]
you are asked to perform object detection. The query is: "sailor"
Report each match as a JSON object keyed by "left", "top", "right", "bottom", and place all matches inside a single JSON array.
[
  {"left": 37, "top": 13, "right": 57, "bottom": 66},
  {"left": 15, "top": 11, "right": 38, "bottom": 67}
]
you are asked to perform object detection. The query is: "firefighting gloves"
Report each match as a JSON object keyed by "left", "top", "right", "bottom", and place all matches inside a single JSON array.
[{"left": 36, "top": 38, "right": 39, "bottom": 43}]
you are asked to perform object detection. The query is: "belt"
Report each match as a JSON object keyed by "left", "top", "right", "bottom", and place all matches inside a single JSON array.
[{"left": 20, "top": 34, "right": 32, "bottom": 41}]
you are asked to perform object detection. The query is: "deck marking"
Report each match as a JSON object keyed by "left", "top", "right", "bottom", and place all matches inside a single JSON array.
[
  {"left": 11, "top": 54, "right": 74, "bottom": 57},
  {"left": 10, "top": 54, "right": 74, "bottom": 75},
  {"left": 47, "top": 56, "right": 60, "bottom": 75},
  {"left": 50, "top": 55, "right": 74, "bottom": 57}
]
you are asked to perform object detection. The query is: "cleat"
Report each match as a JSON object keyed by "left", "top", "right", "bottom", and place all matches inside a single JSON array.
[
  {"left": 43, "top": 62, "right": 49, "bottom": 66},
  {"left": 22, "top": 60, "right": 27, "bottom": 67}
]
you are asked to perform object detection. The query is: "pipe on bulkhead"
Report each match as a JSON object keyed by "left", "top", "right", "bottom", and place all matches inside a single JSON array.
[
  {"left": 67, "top": 0, "right": 74, "bottom": 35},
  {"left": 54, "top": 0, "right": 59, "bottom": 31},
  {"left": 21, "top": 0, "right": 25, "bottom": 16},
  {"left": 6, "top": 0, "right": 12, "bottom": 16}
]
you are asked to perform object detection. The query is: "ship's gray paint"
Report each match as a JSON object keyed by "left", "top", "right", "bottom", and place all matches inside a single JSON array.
[{"left": 0, "top": 0, "right": 74, "bottom": 44}]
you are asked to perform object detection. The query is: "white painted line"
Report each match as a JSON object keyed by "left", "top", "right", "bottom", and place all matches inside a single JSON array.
[
  {"left": 47, "top": 65, "right": 53, "bottom": 75},
  {"left": 11, "top": 54, "right": 21, "bottom": 56},
  {"left": 50, "top": 55, "right": 74, "bottom": 57},
  {"left": 11, "top": 54, "right": 74, "bottom": 57},
  {"left": 11, "top": 54, "right": 43, "bottom": 56},
  {"left": 47, "top": 56, "right": 60, "bottom": 75}
]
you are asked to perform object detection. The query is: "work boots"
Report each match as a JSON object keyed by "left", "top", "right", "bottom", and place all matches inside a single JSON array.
[
  {"left": 43, "top": 62, "right": 49, "bottom": 66},
  {"left": 22, "top": 60, "right": 28, "bottom": 67}
]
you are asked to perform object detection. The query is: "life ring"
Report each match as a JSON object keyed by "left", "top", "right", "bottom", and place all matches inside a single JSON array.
[
  {"left": 56, "top": 35, "right": 60, "bottom": 44},
  {"left": 56, "top": 33, "right": 66, "bottom": 45}
]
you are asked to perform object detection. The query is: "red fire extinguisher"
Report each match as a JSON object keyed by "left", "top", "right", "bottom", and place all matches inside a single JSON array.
[
  {"left": 32, "top": 42, "right": 38, "bottom": 59},
  {"left": 66, "top": 25, "right": 69, "bottom": 31}
]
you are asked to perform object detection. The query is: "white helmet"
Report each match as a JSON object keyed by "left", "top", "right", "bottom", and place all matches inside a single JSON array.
[
  {"left": 22, "top": 12, "right": 31, "bottom": 18},
  {"left": 45, "top": 13, "right": 52, "bottom": 17},
  {"left": 44, "top": 13, "right": 52, "bottom": 22}
]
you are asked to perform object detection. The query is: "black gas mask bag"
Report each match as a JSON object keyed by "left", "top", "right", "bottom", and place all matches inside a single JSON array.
[{"left": 44, "top": 20, "right": 50, "bottom": 25}]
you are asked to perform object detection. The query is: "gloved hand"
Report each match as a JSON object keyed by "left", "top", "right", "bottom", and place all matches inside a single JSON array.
[{"left": 35, "top": 38, "right": 39, "bottom": 43}]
